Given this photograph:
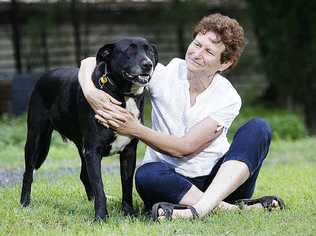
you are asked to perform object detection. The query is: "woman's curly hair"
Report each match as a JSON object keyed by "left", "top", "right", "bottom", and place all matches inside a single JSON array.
[{"left": 193, "top": 13, "right": 246, "bottom": 68}]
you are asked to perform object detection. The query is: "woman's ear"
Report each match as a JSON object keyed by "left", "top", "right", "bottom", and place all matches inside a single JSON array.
[
  {"left": 96, "top": 44, "right": 114, "bottom": 64},
  {"left": 219, "top": 60, "right": 233, "bottom": 72}
]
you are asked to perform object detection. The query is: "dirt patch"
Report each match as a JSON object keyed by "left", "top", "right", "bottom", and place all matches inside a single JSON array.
[
  {"left": 0, "top": 168, "right": 23, "bottom": 187},
  {"left": 0, "top": 162, "right": 140, "bottom": 187}
]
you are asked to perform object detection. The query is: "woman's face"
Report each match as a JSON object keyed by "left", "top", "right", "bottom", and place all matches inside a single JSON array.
[{"left": 185, "top": 31, "right": 231, "bottom": 75}]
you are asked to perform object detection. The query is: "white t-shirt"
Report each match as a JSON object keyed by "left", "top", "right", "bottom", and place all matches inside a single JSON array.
[{"left": 142, "top": 58, "right": 242, "bottom": 178}]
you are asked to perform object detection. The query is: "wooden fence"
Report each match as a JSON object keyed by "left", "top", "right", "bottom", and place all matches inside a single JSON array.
[{"left": 0, "top": 1, "right": 267, "bottom": 114}]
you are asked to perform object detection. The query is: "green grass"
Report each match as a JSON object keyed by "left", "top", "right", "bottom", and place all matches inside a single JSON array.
[
  {"left": 0, "top": 110, "right": 316, "bottom": 235},
  {"left": 0, "top": 147, "right": 315, "bottom": 235}
]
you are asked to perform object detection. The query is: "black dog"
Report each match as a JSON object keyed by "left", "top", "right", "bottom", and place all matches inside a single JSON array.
[{"left": 20, "top": 37, "right": 158, "bottom": 220}]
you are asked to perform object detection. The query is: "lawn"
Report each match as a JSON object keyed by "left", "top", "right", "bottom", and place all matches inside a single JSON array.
[{"left": 0, "top": 111, "right": 315, "bottom": 236}]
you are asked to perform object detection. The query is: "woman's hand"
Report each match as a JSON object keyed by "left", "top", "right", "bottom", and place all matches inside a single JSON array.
[
  {"left": 78, "top": 57, "right": 127, "bottom": 128},
  {"left": 95, "top": 108, "right": 140, "bottom": 136},
  {"left": 85, "top": 87, "right": 129, "bottom": 128},
  {"left": 85, "top": 87, "right": 122, "bottom": 112}
]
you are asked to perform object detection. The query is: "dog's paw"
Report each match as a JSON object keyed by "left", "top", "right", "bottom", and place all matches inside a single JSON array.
[
  {"left": 94, "top": 215, "right": 107, "bottom": 223},
  {"left": 20, "top": 195, "right": 31, "bottom": 207},
  {"left": 122, "top": 202, "right": 135, "bottom": 216},
  {"left": 94, "top": 210, "right": 108, "bottom": 222}
]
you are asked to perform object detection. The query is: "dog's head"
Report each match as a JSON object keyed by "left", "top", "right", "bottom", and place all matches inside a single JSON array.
[{"left": 94, "top": 37, "right": 158, "bottom": 94}]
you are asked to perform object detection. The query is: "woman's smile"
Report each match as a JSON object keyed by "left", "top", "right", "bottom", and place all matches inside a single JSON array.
[{"left": 188, "top": 57, "right": 202, "bottom": 67}]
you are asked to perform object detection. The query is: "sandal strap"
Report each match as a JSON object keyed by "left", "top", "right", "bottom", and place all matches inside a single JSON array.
[
  {"left": 234, "top": 196, "right": 285, "bottom": 210},
  {"left": 261, "top": 196, "right": 274, "bottom": 209},
  {"left": 234, "top": 199, "right": 246, "bottom": 210},
  {"left": 261, "top": 196, "right": 285, "bottom": 210},
  {"left": 186, "top": 205, "right": 199, "bottom": 219},
  {"left": 157, "top": 202, "right": 174, "bottom": 220},
  {"left": 152, "top": 202, "right": 180, "bottom": 221},
  {"left": 161, "top": 206, "right": 173, "bottom": 220},
  {"left": 151, "top": 202, "right": 200, "bottom": 221}
]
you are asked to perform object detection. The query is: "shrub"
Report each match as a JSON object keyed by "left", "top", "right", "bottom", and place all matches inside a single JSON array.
[
  {"left": 0, "top": 114, "right": 65, "bottom": 148},
  {"left": 0, "top": 105, "right": 308, "bottom": 150},
  {"left": 229, "top": 107, "right": 308, "bottom": 141}
]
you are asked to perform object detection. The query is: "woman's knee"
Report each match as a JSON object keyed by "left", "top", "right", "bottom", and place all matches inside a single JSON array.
[
  {"left": 135, "top": 164, "right": 151, "bottom": 188},
  {"left": 135, "top": 162, "right": 170, "bottom": 190},
  {"left": 242, "top": 117, "right": 272, "bottom": 144}
]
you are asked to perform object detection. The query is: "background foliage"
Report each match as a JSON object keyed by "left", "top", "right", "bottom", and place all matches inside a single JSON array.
[{"left": 247, "top": 0, "right": 316, "bottom": 133}]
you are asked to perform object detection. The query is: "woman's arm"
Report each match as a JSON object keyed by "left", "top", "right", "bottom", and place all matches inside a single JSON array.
[
  {"left": 133, "top": 119, "right": 223, "bottom": 157},
  {"left": 78, "top": 57, "right": 126, "bottom": 126},
  {"left": 95, "top": 109, "right": 223, "bottom": 157},
  {"left": 78, "top": 57, "right": 97, "bottom": 98}
]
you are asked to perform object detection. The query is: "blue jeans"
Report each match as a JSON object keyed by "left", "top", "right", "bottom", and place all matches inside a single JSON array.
[{"left": 135, "top": 118, "right": 272, "bottom": 210}]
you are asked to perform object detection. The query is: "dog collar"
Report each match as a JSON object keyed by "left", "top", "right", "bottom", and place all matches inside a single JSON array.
[
  {"left": 99, "top": 72, "right": 144, "bottom": 98},
  {"left": 98, "top": 73, "right": 119, "bottom": 90},
  {"left": 98, "top": 73, "right": 138, "bottom": 98}
]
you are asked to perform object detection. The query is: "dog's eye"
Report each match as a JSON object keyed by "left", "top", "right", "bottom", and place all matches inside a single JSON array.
[{"left": 126, "top": 44, "right": 137, "bottom": 55}]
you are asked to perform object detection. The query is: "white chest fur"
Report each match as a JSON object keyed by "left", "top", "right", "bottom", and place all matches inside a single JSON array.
[{"left": 109, "top": 97, "right": 140, "bottom": 154}]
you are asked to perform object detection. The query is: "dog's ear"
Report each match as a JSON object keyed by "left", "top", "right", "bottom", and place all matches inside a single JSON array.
[
  {"left": 151, "top": 43, "right": 159, "bottom": 67},
  {"left": 96, "top": 44, "right": 114, "bottom": 64},
  {"left": 94, "top": 62, "right": 106, "bottom": 79}
]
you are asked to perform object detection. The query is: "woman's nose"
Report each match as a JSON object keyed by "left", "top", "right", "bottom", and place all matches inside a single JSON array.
[{"left": 192, "top": 48, "right": 203, "bottom": 58}]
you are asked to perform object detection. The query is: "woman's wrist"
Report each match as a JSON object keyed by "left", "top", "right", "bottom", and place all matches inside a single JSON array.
[
  {"left": 132, "top": 123, "right": 146, "bottom": 139},
  {"left": 84, "top": 85, "right": 97, "bottom": 100}
]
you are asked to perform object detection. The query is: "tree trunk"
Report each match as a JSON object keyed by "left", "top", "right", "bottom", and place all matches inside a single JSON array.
[
  {"left": 40, "top": 27, "right": 49, "bottom": 71},
  {"left": 82, "top": 2, "right": 91, "bottom": 58},
  {"left": 302, "top": 78, "right": 316, "bottom": 134},
  {"left": 71, "top": 0, "right": 81, "bottom": 67},
  {"left": 177, "top": 25, "right": 186, "bottom": 58},
  {"left": 10, "top": 0, "right": 22, "bottom": 73},
  {"left": 304, "top": 99, "right": 316, "bottom": 135}
]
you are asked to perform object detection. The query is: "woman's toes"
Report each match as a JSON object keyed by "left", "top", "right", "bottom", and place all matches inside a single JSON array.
[
  {"left": 271, "top": 199, "right": 280, "bottom": 209},
  {"left": 158, "top": 208, "right": 166, "bottom": 220}
]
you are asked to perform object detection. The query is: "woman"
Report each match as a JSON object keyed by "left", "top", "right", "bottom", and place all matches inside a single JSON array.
[{"left": 79, "top": 13, "right": 284, "bottom": 220}]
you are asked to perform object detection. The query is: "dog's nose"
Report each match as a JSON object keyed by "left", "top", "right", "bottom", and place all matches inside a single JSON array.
[{"left": 141, "top": 60, "right": 153, "bottom": 71}]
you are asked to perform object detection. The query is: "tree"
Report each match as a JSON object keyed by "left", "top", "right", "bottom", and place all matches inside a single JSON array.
[
  {"left": 247, "top": 0, "right": 316, "bottom": 134},
  {"left": 10, "top": 0, "right": 22, "bottom": 73},
  {"left": 71, "top": 0, "right": 81, "bottom": 67}
]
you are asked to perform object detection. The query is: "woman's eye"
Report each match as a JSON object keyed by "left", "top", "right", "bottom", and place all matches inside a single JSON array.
[
  {"left": 207, "top": 50, "right": 214, "bottom": 55},
  {"left": 193, "top": 42, "right": 200, "bottom": 47}
]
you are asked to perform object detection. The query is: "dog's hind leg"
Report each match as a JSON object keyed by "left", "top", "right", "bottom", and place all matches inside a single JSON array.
[
  {"left": 120, "top": 139, "right": 138, "bottom": 216},
  {"left": 21, "top": 95, "right": 53, "bottom": 207}
]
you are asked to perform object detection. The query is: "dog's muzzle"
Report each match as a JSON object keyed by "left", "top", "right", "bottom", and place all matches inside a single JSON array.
[{"left": 122, "top": 71, "right": 151, "bottom": 86}]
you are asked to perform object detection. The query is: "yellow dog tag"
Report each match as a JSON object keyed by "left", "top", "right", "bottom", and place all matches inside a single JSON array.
[{"left": 99, "top": 74, "right": 108, "bottom": 88}]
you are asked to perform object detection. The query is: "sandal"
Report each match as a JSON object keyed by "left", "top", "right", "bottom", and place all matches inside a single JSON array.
[
  {"left": 234, "top": 196, "right": 285, "bottom": 211},
  {"left": 151, "top": 202, "right": 199, "bottom": 221}
]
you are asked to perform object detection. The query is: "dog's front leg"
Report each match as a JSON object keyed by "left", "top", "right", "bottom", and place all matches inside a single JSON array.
[
  {"left": 120, "top": 139, "right": 138, "bottom": 216},
  {"left": 83, "top": 148, "right": 108, "bottom": 221}
]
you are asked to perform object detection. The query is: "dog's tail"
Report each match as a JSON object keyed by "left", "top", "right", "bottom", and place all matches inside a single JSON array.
[
  {"left": 34, "top": 126, "right": 53, "bottom": 170},
  {"left": 25, "top": 91, "right": 53, "bottom": 170}
]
